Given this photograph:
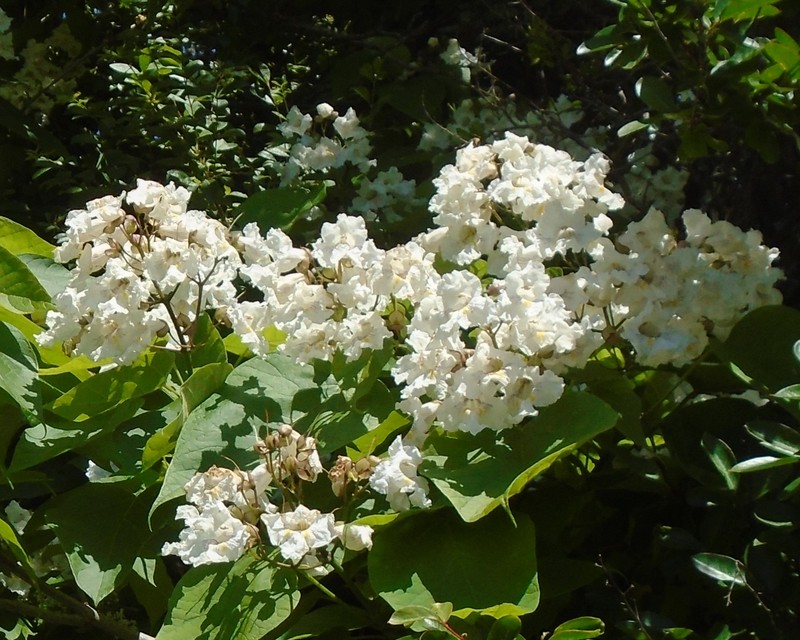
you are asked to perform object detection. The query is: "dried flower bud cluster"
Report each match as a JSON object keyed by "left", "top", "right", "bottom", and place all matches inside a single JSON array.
[{"left": 328, "top": 454, "right": 380, "bottom": 498}]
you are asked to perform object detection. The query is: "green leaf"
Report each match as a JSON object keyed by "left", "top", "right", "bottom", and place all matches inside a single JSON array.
[
  {"left": 575, "top": 362, "right": 644, "bottom": 445},
  {"left": 274, "top": 603, "right": 372, "bottom": 639},
  {"left": 151, "top": 354, "right": 315, "bottom": 516},
  {"left": 550, "top": 616, "right": 605, "bottom": 640},
  {"left": 729, "top": 455, "right": 799, "bottom": 473},
  {"left": 745, "top": 420, "right": 800, "bottom": 456},
  {"left": 0, "top": 217, "right": 55, "bottom": 257},
  {"left": 0, "top": 517, "right": 36, "bottom": 583},
  {"left": 577, "top": 25, "right": 623, "bottom": 55},
  {"left": 142, "top": 361, "right": 233, "bottom": 469},
  {"left": 350, "top": 410, "right": 409, "bottom": 457},
  {"left": 48, "top": 350, "right": 174, "bottom": 421},
  {"left": 423, "top": 391, "right": 618, "bottom": 522},
  {"left": 691, "top": 553, "right": 747, "bottom": 586},
  {"left": 9, "top": 398, "right": 142, "bottom": 472},
  {"left": 635, "top": 76, "right": 677, "bottom": 112},
  {"left": 715, "top": 0, "right": 780, "bottom": 22},
  {"left": 719, "top": 306, "right": 800, "bottom": 392},
  {"left": 369, "top": 509, "right": 539, "bottom": 618},
  {"left": 187, "top": 313, "right": 228, "bottom": 367},
  {"left": 0, "top": 321, "right": 42, "bottom": 425},
  {"left": 156, "top": 555, "right": 298, "bottom": 640},
  {"left": 234, "top": 185, "right": 327, "bottom": 231},
  {"left": 700, "top": 433, "right": 738, "bottom": 490},
  {"left": 45, "top": 484, "right": 154, "bottom": 605},
  {"left": 617, "top": 120, "right": 649, "bottom": 137},
  {"left": 17, "top": 255, "right": 70, "bottom": 299},
  {"left": 0, "top": 245, "right": 51, "bottom": 313},
  {"left": 389, "top": 603, "right": 453, "bottom": 632}
]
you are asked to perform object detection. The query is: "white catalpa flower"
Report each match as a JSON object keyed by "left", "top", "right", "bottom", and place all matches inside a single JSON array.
[
  {"left": 369, "top": 436, "right": 431, "bottom": 511},
  {"left": 162, "top": 502, "right": 253, "bottom": 567},
  {"left": 261, "top": 505, "right": 338, "bottom": 564},
  {"left": 335, "top": 522, "right": 374, "bottom": 551}
]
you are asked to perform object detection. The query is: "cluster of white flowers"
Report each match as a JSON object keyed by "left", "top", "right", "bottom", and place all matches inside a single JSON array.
[
  {"left": 37, "top": 179, "right": 242, "bottom": 364},
  {"left": 418, "top": 96, "right": 690, "bottom": 220},
  {"left": 43, "top": 133, "right": 782, "bottom": 557},
  {"left": 162, "top": 426, "right": 374, "bottom": 569},
  {"left": 278, "top": 103, "right": 374, "bottom": 185},
  {"left": 41, "top": 134, "right": 781, "bottom": 437},
  {"left": 573, "top": 207, "right": 782, "bottom": 367},
  {"left": 229, "top": 213, "right": 397, "bottom": 364},
  {"left": 277, "top": 103, "right": 424, "bottom": 223},
  {"left": 350, "top": 167, "right": 422, "bottom": 223},
  {"left": 438, "top": 38, "right": 480, "bottom": 83}
]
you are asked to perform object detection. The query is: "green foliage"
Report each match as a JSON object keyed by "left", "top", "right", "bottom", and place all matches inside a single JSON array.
[
  {"left": 0, "top": 3, "right": 797, "bottom": 640},
  {"left": 579, "top": 0, "right": 800, "bottom": 163}
]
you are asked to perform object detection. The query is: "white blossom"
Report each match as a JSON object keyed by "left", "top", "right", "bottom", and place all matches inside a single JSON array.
[
  {"left": 161, "top": 502, "right": 253, "bottom": 567},
  {"left": 369, "top": 436, "right": 431, "bottom": 511},
  {"left": 261, "top": 505, "right": 338, "bottom": 564}
]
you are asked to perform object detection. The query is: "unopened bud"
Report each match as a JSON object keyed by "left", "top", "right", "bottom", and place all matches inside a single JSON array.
[
  {"left": 277, "top": 423, "right": 293, "bottom": 438},
  {"left": 283, "top": 455, "right": 297, "bottom": 475},
  {"left": 387, "top": 309, "right": 407, "bottom": 332}
]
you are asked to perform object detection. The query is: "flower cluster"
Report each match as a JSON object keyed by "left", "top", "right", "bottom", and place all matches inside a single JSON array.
[
  {"left": 278, "top": 103, "right": 374, "bottom": 185},
  {"left": 37, "top": 179, "right": 242, "bottom": 363},
  {"left": 41, "top": 130, "right": 782, "bottom": 577},
  {"left": 41, "top": 133, "right": 782, "bottom": 438},
  {"left": 162, "top": 426, "right": 375, "bottom": 570}
]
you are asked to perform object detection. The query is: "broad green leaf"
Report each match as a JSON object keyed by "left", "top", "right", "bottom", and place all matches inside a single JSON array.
[
  {"left": 369, "top": 509, "right": 539, "bottom": 618},
  {"left": 17, "top": 255, "right": 70, "bottom": 299},
  {"left": 423, "top": 391, "right": 618, "bottom": 522},
  {"left": 156, "top": 555, "right": 298, "bottom": 640},
  {"left": 0, "top": 245, "right": 51, "bottom": 313},
  {"left": 349, "top": 410, "right": 409, "bottom": 458},
  {"left": 0, "top": 321, "right": 42, "bottom": 424},
  {"left": 292, "top": 386, "right": 377, "bottom": 455},
  {"left": 9, "top": 398, "right": 142, "bottom": 472},
  {"left": 37, "top": 355, "right": 104, "bottom": 378},
  {"left": 234, "top": 185, "right": 327, "bottom": 231},
  {"left": 0, "top": 217, "right": 54, "bottom": 257},
  {"left": 575, "top": 362, "right": 644, "bottom": 445},
  {"left": 45, "top": 483, "right": 154, "bottom": 605},
  {"left": 550, "top": 616, "right": 605, "bottom": 640},
  {"left": 274, "top": 602, "right": 372, "bottom": 639},
  {"left": 719, "top": 306, "right": 800, "bottom": 392},
  {"left": 691, "top": 553, "right": 747, "bottom": 586},
  {"left": 48, "top": 350, "right": 174, "bottom": 421},
  {"left": 151, "top": 354, "right": 315, "bottom": 515},
  {"left": 142, "top": 361, "right": 233, "bottom": 468},
  {"left": 187, "top": 313, "right": 227, "bottom": 368}
]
